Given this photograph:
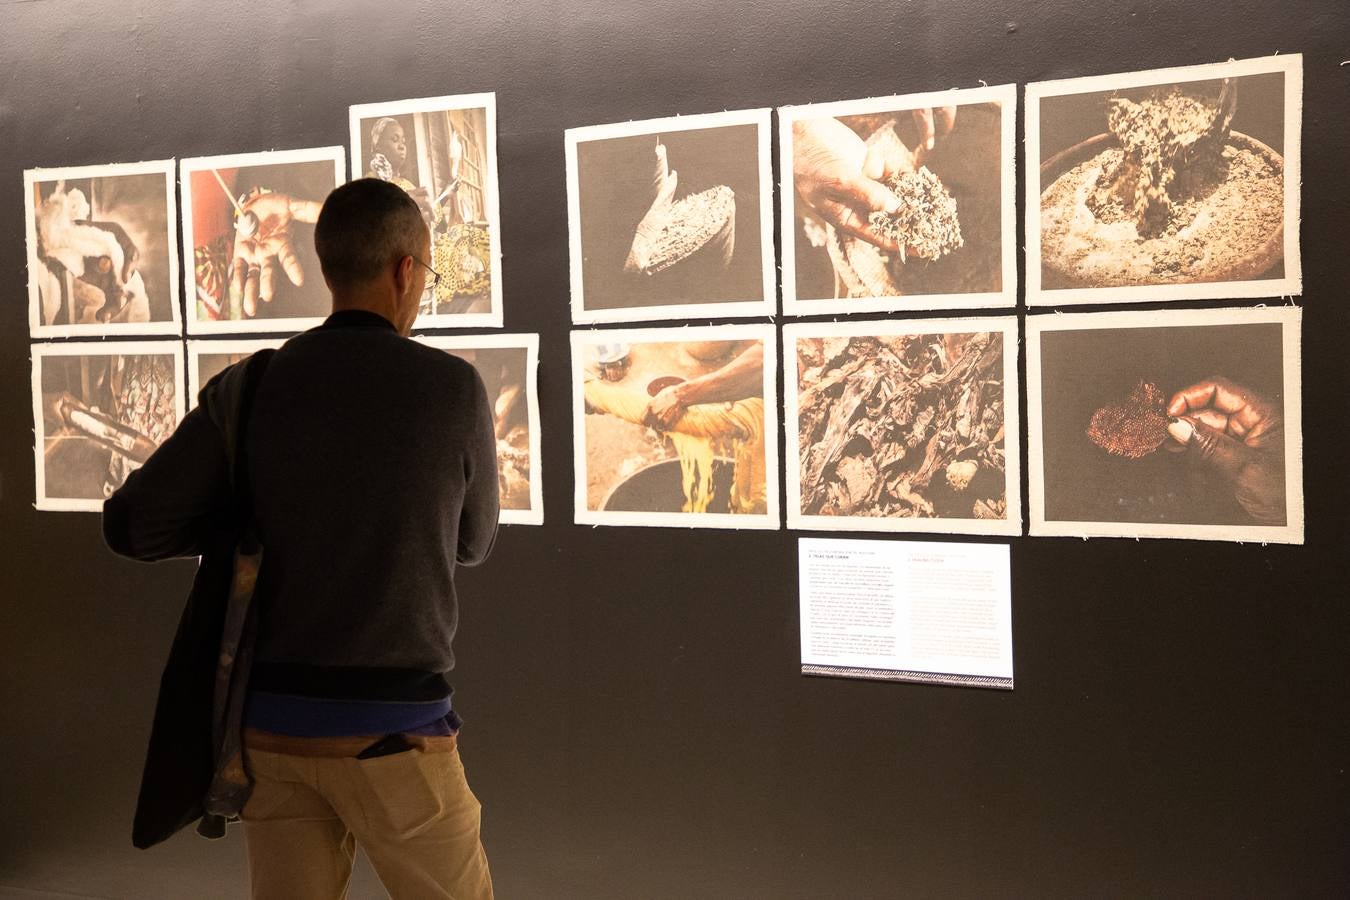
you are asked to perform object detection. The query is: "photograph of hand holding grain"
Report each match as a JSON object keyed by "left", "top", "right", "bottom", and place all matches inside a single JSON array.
[
  {"left": 782, "top": 86, "right": 1014, "bottom": 314},
  {"left": 1036, "top": 65, "right": 1293, "bottom": 291}
]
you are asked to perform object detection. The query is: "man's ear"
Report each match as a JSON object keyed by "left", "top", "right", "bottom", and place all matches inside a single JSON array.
[{"left": 394, "top": 254, "right": 415, "bottom": 295}]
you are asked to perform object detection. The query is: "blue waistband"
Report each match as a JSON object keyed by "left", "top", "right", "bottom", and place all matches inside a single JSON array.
[{"left": 243, "top": 691, "right": 458, "bottom": 737}]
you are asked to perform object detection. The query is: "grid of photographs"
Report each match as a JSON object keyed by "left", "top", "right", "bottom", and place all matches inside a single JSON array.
[
  {"left": 783, "top": 317, "right": 1021, "bottom": 536},
  {"left": 566, "top": 109, "right": 776, "bottom": 324},
  {"left": 21, "top": 59, "right": 1304, "bottom": 541},
  {"left": 570, "top": 325, "right": 779, "bottom": 529},
  {"left": 24, "top": 160, "right": 181, "bottom": 338},
  {"left": 181, "top": 147, "right": 345, "bottom": 334},
  {"left": 350, "top": 93, "right": 503, "bottom": 328},
  {"left": 32, "top": 342, "right": 185, "bottom": 512},
  {"left": 1027, "top": 306, "right": 1303, "bottom": 544},
  {"left": 779, "top": 85, "right": 1017, "bottom": 316},
  {"left": 1026, "top": 54, "right": 1302, "bottom": 306},
  {"left": 416, "top": 334, "right": 543, "bottom": 526}
]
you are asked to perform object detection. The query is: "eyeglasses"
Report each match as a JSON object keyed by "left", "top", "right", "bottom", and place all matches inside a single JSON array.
[{"left": 413, "top": 257, "right": 442, "bottom": 287}]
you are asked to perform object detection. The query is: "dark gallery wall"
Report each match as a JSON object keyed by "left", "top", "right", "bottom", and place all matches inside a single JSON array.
[{"left": 2, "top": 1, "right": 1348, "bottom": 897}]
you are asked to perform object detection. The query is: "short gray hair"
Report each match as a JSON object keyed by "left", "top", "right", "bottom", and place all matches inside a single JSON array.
[{"left": 314, "top": 178, "right": 426, "bottom": 289}]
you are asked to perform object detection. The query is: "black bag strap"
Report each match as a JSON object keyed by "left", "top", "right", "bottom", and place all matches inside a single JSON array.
[
  {"left": 196, "top": 348, "right": 275, "bottom": 840},
  {"left": 228, "top": 349, "right": 275, "bottom": 548}
]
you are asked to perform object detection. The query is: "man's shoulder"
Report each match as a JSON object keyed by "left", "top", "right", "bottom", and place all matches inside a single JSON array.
[
  {"left": 198, "top": 349, "right": 276, "bottom": 431},
  {"left": 403, "top": 339, "right": 480, "bottom": 383}
]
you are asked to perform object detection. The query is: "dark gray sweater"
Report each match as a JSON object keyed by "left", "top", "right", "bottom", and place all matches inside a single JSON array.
[{"left": 104, "top": 310, "right": 499, "bottom": 703}]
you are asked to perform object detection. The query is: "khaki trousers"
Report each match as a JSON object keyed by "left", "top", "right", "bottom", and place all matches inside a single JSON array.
[{"left": 240, "top": 736, "right": 493, "bottom": 900}]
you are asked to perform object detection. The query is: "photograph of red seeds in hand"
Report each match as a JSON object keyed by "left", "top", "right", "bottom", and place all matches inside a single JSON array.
[{"left": 1030, "top": 307, "right": 1302, "bottom": 543}]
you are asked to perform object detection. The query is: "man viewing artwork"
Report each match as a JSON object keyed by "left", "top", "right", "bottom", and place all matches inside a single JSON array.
[{"left": 102, "top": 178, "right": 500, "bottom": 899}]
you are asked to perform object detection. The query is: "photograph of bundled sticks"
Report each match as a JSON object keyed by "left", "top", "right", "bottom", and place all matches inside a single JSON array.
[
  {"left": 1028, "top": 54, "right": 1301, "bottom": 303},
  {"left": 1028, "top": 307, "right": 1303, "bottom": 543},
  {"left": 25, "top": 161, "right": 180, "bottom": 337},
  {"left": 32, "top": 342, "right": 184, "bottom": 511},
  {"left": 181, "top": 147, "right": 344, "bottom": 333},
  {"left": 784, "top": 318, "right": 1020, "bottom": 535},
  {"left": 571, "top": 326, "right": 778, "bottom": 529},
  {"left": 780, "top": 85, "right": 1016, "bottom": 315},
  {"left": 566, "top": 110, "right": 774, "bottom": 323}
]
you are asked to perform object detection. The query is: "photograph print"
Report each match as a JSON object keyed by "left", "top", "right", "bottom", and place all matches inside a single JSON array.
[
  {"left": 566, "top": 109, "right": 775, "bottom": 324},
  {"left": 181, "top": 146, "right": 345, "bottom": 333},
  {"left": 1027, "top": 306, "right": 1303, "bottom": 544},
  {"left": 1027, "top": 54, "right": 1302, "bottom": 305},
  {"left": 24, "top": 160, "right": 180, "bottom": 337},
  {"left": 186, "top": 338, "right": 286, "bottom": 407},
  {"left": 32, "top": 341, "right": 184, "bottom": 511},
  {"left": 351, "top": 93, "right": 502, "bottom": 328},
  {"left": 784, "top": 317, "right": 1020, "bottom": 536},
  {"left": 417, "top": 334, "right": 542, "bottom": 525},
  {"left": 571, "top": 324, "right": 778, "bottom": 529},
  {"left": 780, "top": 84, "right": 1017, "bottom": 316}
]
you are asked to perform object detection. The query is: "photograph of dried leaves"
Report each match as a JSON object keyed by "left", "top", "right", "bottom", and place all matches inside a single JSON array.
[
  {"left": 1031, "top": 310, "right": 1301, "bottom": 542},
  {"left": 569, "top": 114, "right": 771, "bottom": 322},
  {"left": 1032, "top": 56, "right": 1299, "bottom": 301},
  {"left": 786, "top": 320, "right": 1018, "bottom": 535},
  {"left": 783, "top": 87, "right": 1012, "bottom": 314}
]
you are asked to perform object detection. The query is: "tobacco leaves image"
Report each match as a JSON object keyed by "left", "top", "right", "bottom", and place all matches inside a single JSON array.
[{"left": 796, "top": 332, "right": 1006, "bottom": 519}]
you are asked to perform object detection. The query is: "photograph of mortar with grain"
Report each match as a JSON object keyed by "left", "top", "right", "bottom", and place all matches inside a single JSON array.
[{"left": 1027, "top": 53, "right": 1302, "bottom": 304}]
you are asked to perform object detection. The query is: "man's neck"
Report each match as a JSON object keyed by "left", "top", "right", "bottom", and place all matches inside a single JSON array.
[{"left": 330, "top": 293, "right": 402, "bottom": 333}]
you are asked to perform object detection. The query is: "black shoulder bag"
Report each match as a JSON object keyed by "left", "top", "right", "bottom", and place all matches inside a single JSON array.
[{"left": 132, "top": 349, "right": 273, "bottom": 849}]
